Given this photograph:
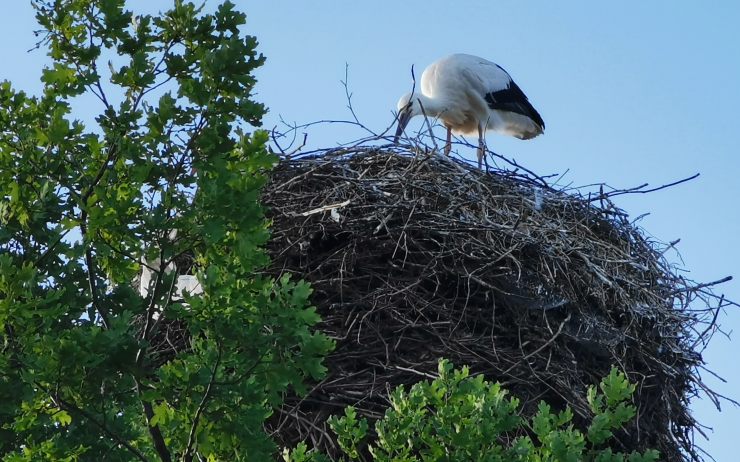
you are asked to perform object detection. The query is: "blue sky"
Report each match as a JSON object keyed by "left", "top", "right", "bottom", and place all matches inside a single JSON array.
[{"left": 2, "top": 1, "right": 738, "bottom": 460}]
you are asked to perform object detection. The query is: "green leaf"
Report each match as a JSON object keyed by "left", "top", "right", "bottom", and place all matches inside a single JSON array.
[
  {"left": 150, "top": 402, "right": 172, "bottom": 427},
  {"left": 51, "top": 409, "right": 72, "bottom": 427}
]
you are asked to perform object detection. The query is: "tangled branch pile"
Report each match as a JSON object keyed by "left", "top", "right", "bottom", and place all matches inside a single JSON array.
[{"left": 263, "top": 146, "right": 721, "bottom": 460}]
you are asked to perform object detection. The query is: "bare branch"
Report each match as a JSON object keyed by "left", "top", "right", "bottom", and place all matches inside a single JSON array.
[
  {"left": 41, "top": 384, "right": 150, "bottom": 462},
  {"left": 135, "top": 378, "right": 172, "bottom": 462},
  {"left": 588, "top": 173, "right": 701, "bottom": 202},
  {"left": 183, "top": 346, "right": 223, "bottom": 462}
]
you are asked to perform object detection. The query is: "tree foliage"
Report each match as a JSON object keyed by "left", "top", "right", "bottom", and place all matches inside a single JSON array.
[
  {"left": 0, "top": 1, "right": 332, "bottom": 461},
  {"left": 285, "top": 362, "right": 660, "bottom": 462}
]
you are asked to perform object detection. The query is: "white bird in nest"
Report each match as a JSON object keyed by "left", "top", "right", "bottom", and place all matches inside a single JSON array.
[{"left": 394, "top": 53, "right": 545, "bottom": 167}]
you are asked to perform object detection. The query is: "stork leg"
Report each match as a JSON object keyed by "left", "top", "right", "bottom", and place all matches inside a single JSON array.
[
  {"left": 444, "top": 126, "right": 452, "bottom": 156},
  {"left": 476, "top": 124, "right": 486, "bottom": 168}
]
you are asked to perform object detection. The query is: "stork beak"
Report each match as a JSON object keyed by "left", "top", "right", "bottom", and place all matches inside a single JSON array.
[{"left": 394, "top": 110, "right": 412, "bottom": 144}]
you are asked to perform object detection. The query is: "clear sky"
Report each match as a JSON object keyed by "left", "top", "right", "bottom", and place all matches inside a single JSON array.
[{"left": 2, "top": 1, "right": 739, "bottom": 460}]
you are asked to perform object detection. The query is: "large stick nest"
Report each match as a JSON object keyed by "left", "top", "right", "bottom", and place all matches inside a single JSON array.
[{"left": 262, "top": 146, "right": 721, "bottom": 460}]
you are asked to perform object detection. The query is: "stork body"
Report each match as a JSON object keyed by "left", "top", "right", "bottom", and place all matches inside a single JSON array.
[{"left": 394, "top": 54, "right": 544, "bottom": 167}]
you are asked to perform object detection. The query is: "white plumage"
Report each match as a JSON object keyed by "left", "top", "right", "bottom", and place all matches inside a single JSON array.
[{"left": 394, "top": 53, "right": 545, "bottom": 167}]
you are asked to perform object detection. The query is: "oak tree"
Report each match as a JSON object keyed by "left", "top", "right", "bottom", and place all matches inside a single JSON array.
[{"left": 0, "top": 1, "right": 332, "bottom": 460}]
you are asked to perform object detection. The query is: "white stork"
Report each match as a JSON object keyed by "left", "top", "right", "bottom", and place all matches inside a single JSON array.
[{"left": 394, "top": 53, "right": 545, "bottom": 167}]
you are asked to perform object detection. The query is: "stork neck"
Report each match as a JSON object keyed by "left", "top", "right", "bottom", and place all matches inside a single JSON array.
[{"left": 414, "top": 93, "right": 446, "bottom": 117}]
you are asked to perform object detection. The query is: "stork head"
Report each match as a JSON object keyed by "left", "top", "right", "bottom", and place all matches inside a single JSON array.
[{"left": 393, "top": 92, "right": 422, "bottom": 143}]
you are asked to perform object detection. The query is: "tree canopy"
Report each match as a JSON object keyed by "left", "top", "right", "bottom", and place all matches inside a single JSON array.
[{"left": 0, "top": 1, "right": 332, "bottom": 460}]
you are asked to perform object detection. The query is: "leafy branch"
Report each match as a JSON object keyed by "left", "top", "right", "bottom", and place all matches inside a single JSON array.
[{"left": 285, "top": 361, "right": 660, "bottom": 462}]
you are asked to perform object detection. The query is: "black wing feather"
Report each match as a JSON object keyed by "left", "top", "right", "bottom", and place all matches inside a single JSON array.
[{"left": 484, "top": 80, "right": 545, "bottom": 130}]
